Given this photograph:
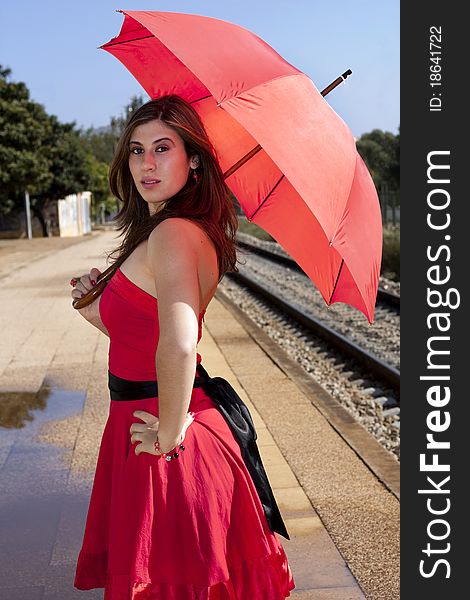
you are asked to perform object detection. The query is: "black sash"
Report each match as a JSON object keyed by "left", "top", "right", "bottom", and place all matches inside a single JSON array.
[
  {"left": 108, "top": 371, "right": 205, "bottom": 400},
  {"left": 107, "top": 365, "right": 290, "bottom": 540}
]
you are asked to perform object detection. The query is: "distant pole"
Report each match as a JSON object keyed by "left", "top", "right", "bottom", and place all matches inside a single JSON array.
[{"left": 24, "top": 190, "right": 32, "bottom": 239}]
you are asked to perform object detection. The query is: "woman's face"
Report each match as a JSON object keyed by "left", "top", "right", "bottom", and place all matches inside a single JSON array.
[{"left": 128, "top": 119, "right": 193, "bottom": 216}]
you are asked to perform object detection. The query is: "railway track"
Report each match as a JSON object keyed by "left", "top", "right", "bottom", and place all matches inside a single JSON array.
[
  {"left": 227, "top": 268, "right": 400, "bottom": 397},
  {"left": 220, "top": 270, "right": 400, "bottom": 459},
  {"left": 236, "top": 238, "right": 400, "bottom": 312}
]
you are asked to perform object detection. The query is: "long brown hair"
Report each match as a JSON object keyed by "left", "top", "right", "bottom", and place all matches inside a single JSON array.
[{"left": 105, "top": 95, "right": 242, "bottom": 282}]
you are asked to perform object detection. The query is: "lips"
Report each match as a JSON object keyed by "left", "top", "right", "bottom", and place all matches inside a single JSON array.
[{"left": 141, "top": 178, "right": 161, "bottom": 189}]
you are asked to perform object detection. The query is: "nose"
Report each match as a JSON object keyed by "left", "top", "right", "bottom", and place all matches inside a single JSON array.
[{"left": 142, "top": 150, "right": 157, "bottom": 171}]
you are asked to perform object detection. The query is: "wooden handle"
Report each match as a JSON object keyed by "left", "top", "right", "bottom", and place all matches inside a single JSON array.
[{"left": 71, "top": 264, "right": 117, "bottom": 310}]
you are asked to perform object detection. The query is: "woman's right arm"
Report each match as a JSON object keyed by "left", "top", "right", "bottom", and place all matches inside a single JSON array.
[{"left": 71, "top": 268, "right": 110, "bottom": 337}]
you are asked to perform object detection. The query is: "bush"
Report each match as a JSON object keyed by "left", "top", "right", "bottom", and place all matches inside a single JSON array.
[
  {"left": 237, "top": 217, "right": 275, "bottom": 241},
  {"left": 381, "top": 225, "right": 400, "bottom": 281}
]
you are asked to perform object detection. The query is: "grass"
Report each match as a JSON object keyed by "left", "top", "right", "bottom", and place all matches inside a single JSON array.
[
  {"left": 381, "top": 225, "right": 400, "bottom": 281},
  {"left": 237, "top": 217, "right": 276, "bottom": 241}
]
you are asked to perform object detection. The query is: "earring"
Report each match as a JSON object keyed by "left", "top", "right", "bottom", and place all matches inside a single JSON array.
[{"left": 190, "top": 156, "right": 200, "bottom": 182}]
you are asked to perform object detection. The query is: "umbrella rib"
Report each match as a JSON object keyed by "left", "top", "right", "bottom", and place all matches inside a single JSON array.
[
  {"left": 102, "top": 34, "right": 154, "bottom": 48},
  {"left": 249, "top": 174, "right": 285, "bottom": 221},
  {"left": 223, "top": 145, "right": 262, "bottom": 180},
  {"left": 189, "top": 95, "right": 213, "bottom": 104},
  {"left": 328, "top": 258, "right": 344, "bottom": 305}
]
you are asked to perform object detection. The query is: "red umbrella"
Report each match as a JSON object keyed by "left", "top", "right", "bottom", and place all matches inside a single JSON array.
[{"left": 100, "top": 10, "right": 382, "bottom": 324}]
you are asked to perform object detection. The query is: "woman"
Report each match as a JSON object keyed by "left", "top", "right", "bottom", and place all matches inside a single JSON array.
[{"left": 72, "top": 95, "right": 295, "bottom": 598}]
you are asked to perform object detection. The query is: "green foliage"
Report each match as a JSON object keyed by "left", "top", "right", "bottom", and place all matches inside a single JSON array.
[
  {"left": 237, "top": 217, "right": 276, "bottom": 241},
  {"left": 85, "top": 157, "right": 109, "bottom": 204},
  {"left": 356, "top": 128, "right": 400, "bottom": 193},
  {"left": 79, "top": 126, "right": 117, "bottom": 165},
  {"left": 0, "top": 65, "right": 98, "bottom": 228},
  {"left": 33, "top": 116, "right": 93, "bottom": 203},
  {"left": 110, "top": 94, "right": 146, "bottom": 139},
  {"left": 0, "top": 65, "right": 137, "bottom": 230},
  {"left": 0, "top": 66, "right": 53, "bottom": 205},
  {"left": 381, "top": 226, "right": 400, "bottom": 281}
]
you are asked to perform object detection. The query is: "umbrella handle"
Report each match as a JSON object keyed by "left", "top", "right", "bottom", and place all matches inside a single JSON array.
[
  {"left": 320, "top": 69, "right": 352, "bottom": 97},
  {"left": 71, "top": 264, "right": 116, "bottom": 310}
]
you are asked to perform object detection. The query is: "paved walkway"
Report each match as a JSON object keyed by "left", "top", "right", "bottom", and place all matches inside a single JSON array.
[{"left": 0, "top": 231, "right": 399, "bottom": 599}]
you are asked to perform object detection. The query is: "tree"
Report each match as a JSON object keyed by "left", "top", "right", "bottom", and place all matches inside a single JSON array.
[
  {"left": 110, "top": 93, "right": 146, "bottom": 139},
  {"left": 0, "top": 65, "right": 101, "bottom": 235},
  {"left": 356, "top": 129, "right": 399, "bottom": 192},
  {"left": 31, "top": 116, "right": 95, "bottom": 234},
  {"left": 0, "top": 66, "right": 53, "bottom": 208}
]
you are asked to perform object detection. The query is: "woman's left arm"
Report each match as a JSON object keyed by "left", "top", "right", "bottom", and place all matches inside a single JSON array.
[{"left": 146, "top": 218, "right": 203, "bottom": 454}]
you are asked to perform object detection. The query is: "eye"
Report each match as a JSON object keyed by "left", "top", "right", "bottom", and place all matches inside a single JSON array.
[{"left": 129, "top": 146, "right": 169, "bottom": 155}]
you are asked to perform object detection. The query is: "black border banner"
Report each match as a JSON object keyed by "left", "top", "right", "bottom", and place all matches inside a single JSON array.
[{"left": 401, "top": 3, "right": 467, "bottom": 597}]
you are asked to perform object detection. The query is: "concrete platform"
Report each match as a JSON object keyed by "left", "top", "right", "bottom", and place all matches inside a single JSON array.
[{"left": 0, "top": 230, "right": 398, "bottom": 599}]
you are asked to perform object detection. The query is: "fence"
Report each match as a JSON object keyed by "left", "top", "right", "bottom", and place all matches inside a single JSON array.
[{"left": 378, "top": 183, "right": 400, "bottom": 226}]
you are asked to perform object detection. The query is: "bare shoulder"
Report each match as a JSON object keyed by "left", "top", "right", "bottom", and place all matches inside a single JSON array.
[
  {"left": 147, "top": 217, "right": 218, "bottom": 311},
  {"left": 148, "top": 217, "right": 215, "bottom": 258},
  {"left": 149, "top": 217, "right": 208, "bottom": 240}
]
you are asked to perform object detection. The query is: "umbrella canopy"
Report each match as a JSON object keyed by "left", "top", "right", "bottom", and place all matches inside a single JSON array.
[{"left": 100, "top": 10, "right": 382, "bottom": 323}]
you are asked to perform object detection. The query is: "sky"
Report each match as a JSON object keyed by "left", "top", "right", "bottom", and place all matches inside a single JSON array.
[{"left": 0, "top": 0, "right": 399, "bottom": 138}]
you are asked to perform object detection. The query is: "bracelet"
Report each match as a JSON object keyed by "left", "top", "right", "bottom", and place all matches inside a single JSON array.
[{"left": 154, "top": 432, "right": 186, "bottom": 462}]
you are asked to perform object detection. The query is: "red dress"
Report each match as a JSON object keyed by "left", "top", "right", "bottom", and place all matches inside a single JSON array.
[{"left": 74, "top": 267, "right": 295, "bottom": 599}]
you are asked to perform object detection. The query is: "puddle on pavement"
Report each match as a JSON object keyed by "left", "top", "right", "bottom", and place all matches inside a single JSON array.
[
  {"left": 0, "top": 387, "right": 51, "bottom": 429},
  {"left": 0, "top": 385, "right": 86, "bottom": 462},
  {"left": 0, "top": 386, "right": 90, "bottom": 595},
  {"left": 0, "top": 385, "right": 85, "bottom": 429}
]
